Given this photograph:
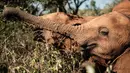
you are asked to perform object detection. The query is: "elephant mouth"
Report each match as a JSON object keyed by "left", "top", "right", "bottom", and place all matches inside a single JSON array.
[
  {"left": 81, "top": 43, "right": 97, "bottom": 51},
  {"left": 86, "top": 43, "right": 97, "bottom": 50},
  {"left": 85, "top": 44, "right": 112, "bottom": 59}
]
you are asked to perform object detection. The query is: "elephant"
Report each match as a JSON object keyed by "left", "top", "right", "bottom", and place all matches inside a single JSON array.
[
  {"left": 38, "top": 12, "right": 96, "bottom": 51},
  {"left": 2, "top": 0, "right": 130, "bottom": 72},
  {"left": 83, "top": 0, "right": 130, "bottom": 73},
  {"left": 4, "top": 9, "right": 96, "bottom": 51}
]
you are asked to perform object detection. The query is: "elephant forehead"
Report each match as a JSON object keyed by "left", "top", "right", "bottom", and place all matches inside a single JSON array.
[
  {"left": 80, "top": 12, "right": 130, "bottom": 43},
  {"left": 84, "top": 12, "right": 129, "bottom": 28}
]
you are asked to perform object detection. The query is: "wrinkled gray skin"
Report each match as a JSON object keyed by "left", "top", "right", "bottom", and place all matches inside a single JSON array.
[{"left": 2, "top": 6, "right": 130, "bottom": 61}]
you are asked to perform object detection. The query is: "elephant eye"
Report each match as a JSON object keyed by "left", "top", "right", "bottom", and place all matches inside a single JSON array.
[
  {"left": 72, "top": 23, "right": 81, "bottom": 26},
  {"left": 99, "top": 27, "right": 109, "bottom": 36}
]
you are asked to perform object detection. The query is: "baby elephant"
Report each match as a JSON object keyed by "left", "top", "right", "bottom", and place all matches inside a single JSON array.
[{"left": 2, "top": 0, "right": 130, "bottom": 72}]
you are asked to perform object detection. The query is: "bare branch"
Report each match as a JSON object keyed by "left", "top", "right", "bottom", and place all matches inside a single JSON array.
[
  {"left": 78, "top": 0, "right": 87, "bottom": 6},
  {"left": 74, "top": 0, "right": 77, "bottom": 5},
  {"left": 67, "top": 0, "right": 73, "bottom": 10}
]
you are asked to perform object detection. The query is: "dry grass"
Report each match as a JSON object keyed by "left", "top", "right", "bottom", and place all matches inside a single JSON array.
[{"left": 0, "top": 15, "right": 86, "bottom": 73}]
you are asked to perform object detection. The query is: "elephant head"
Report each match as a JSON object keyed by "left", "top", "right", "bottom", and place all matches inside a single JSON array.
[
  {"left": 78, "top": 11, "right": 130, "bottom": 59},
  {"left": 2, "top": 6, "right": 130, "bottom": 60}
]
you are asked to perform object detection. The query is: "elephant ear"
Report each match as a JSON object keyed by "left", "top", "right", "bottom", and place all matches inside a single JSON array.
[{"left": 112, "top": 1, "right": 130, "bottom": 18}]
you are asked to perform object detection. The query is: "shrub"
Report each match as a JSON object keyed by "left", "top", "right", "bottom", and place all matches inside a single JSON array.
[{"left": 0, "top": 15, "right": 84, "bottom": 73}]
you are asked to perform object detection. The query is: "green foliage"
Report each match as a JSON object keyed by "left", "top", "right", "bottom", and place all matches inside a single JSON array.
[
  {"left": 0, "top": 0, "right": 30, "bottom": 8},
  {"left": 43, "top": 0, "right": 68, "bottom": 13},
  {"left": 78, "top": 0, "right": 122, "bottom": 16},
  {"left": 78, "top": 0, "right": 101, "bottom": 16},
  {"left": 100, "top": 0, "right": 121, "bottom": 14},
  {"left": 0, "top": 15, "right": 84, "bottom": 73},
  {"left": 0, "top": 0, "right": 88, "bottom": 15},
  {"left": 90, "top": 0, "right": 96, "bottom": 8}
]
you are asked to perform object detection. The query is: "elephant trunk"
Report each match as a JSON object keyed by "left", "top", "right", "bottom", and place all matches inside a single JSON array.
[{"left": 2, "top": 7, "right": 82, "bottom": 39}]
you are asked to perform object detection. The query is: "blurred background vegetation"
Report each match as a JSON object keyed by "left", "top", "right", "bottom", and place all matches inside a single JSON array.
[{"left": 0, "top": 0, "right": 122, "bottom": 73}]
